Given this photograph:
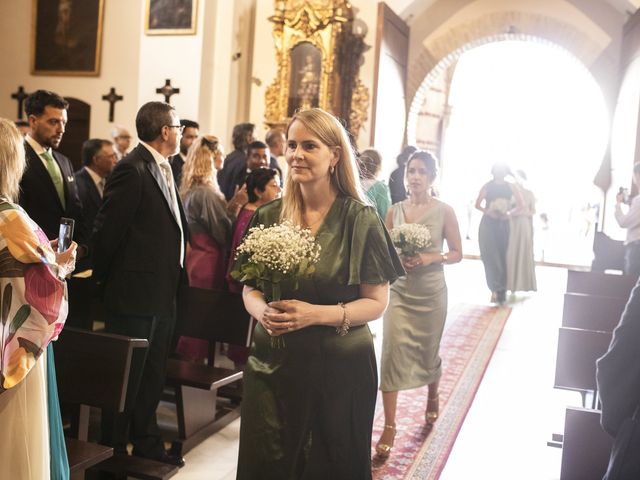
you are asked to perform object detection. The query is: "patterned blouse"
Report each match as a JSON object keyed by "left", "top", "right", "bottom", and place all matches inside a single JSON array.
[{"left": 0, "top": 199, "right": 67, "bottom": 393}]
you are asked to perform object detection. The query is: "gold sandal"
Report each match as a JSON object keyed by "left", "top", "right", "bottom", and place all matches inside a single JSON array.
[
  {"left": 375, "top": 424, "right": 396, "bottom": 459},
  {"left": 426, "top": 393, "right": 440, "bottom": 426}
]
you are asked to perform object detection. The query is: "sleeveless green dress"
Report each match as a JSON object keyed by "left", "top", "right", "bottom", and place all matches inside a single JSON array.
[{"left": 233, "top": 196, "right": 403, "bottom": 480}]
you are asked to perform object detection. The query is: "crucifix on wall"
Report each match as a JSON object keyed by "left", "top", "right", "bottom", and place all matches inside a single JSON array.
[
  {"left": 11, "top": 86, "right": 29, "bottom": 120},
  {"left": 101, "top": 87, "right": 124, "bottom": 122},
  {"left": 156, "top": 79, "right": 180, "bottom": 103}
]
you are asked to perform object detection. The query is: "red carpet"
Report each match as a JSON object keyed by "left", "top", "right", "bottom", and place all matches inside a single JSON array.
[{"left": 372, "top": 304, "right": 512, "bottom": 479}]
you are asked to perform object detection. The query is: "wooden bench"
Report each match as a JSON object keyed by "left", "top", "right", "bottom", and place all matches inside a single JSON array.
[
  {"left": 166, "top": 287, "right": 252, "bottom": 454},
  {"left": 562, "top": 293, "right": 627, "bottom": 332},
  {"left": 554, "top": 327, "right": 612, "bottom": 407},
  {"left": 566, "top": 269, "right": 636, "bottom": 300},
  {"left": 55, "top": 327, "right": 179, "bottom": 479},
  {"left": 560, "top": 407, "right": 612, "bottom": 480}
]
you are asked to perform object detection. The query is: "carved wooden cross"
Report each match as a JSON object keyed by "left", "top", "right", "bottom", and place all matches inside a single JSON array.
[
  {"left": 11, "top": 86, "right": 29, "bottom": 119},
  {"left": 156, "top": 79, "right": 180, "bottom": 103},
  {"left": 101, "top": 87, "right": 124, "bottom": 122}
]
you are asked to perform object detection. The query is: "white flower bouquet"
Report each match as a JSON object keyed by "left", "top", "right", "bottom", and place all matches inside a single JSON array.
[
  {"left": 488, "top": 198, "right": 510, "bottom": 215},
  {"left": 232, "top": 221, "right": 321, "bottom": 303},
  {"left": 390, "top": 223, "right": 431, "bottom": 258}
]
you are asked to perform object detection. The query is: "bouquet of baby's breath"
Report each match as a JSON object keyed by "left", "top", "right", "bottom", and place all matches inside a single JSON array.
[
  {"left": 232, "top": 221, "right": 321, "bottom": 303},
  {"left": 488, "top": 198, "right": 510, "bottom": 215},
  {"left": 232, "top": 221, "right": 321, "bottom": 347},
  {"left": 390, "top": 223, "right": 431, "bottom": 258}
]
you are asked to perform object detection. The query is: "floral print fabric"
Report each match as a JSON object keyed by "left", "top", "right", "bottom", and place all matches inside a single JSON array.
[{"left": 0, "top": 200, "right": 67, "bottom": 393}]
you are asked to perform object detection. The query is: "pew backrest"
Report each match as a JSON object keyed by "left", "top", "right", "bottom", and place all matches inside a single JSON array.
[
  {"left": 562, "top": 293, "right": 627, "bottom": 333},
  {"left": 566, "top": 270, "right": 635, "bottom": 300}
]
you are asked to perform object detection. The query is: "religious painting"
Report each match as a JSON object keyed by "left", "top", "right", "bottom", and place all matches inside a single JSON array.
[
  {"left": 145, "top": 0, "right": 198, "bottom": 35},
  {"left": 287, "top": 42, "right": 322, "bottom": 117},
  {"left": 31, "top": 0, "right": 105, "bottom": 76}
]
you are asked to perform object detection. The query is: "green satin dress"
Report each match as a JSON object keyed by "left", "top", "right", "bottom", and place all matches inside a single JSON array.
[{"left": 233, "top": 196, "right": 403, "bottom": 480}]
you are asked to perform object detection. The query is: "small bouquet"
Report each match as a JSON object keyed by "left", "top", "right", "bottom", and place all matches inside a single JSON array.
[
  {"left": 232, "top": 221, "right": 321, "bottom": 301},
  {"left": 232, "top": 221, "right": 321, "bottom": 347},
  {"left": 390, "top": 223, "right": 431, "bottom": 258},
  {"left": 488, "top": 198, "right": 510, "bottom": 215}
]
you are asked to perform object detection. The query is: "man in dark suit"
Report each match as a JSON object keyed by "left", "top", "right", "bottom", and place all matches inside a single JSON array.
[
  {"left": 169, "top": 119, "right": 199, "bottom": 186},
  {"left": 74, "top": 138, "right": 117, "bottom": 271},
  {"left": 92, "top": 101, "right": 188, "bottom": 467},
  {"left": 19, "top": 90, "right": 87, "bottom": 251},
  {"left": 217, "top": 122, "right": 255, "bottom": 200},
  {"left": 229, "top": 140, "right": 270, "bottom": 195}
]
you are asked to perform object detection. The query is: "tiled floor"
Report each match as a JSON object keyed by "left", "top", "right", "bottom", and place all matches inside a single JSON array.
[{"left": 172, "top": 259, "right": 583, "bottom": 479}]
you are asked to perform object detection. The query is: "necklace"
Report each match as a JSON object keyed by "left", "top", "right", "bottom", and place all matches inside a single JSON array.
[{"left": 302, "top": 204, "right": 331, "bottom": 229}]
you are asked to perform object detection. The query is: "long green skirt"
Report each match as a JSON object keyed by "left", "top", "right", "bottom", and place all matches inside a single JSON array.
[{"left": 236, "top": 324, "right": 377, "bottom": 480}]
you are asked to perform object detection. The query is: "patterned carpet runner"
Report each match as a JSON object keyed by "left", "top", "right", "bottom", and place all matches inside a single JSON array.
[{"left": 372, "top": 304, "right": 512, "bottom": 479}]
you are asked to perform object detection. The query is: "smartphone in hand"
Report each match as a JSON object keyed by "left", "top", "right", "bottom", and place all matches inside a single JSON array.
[{"left": 58, "top": 218, "right": 75, "bottom": 253}]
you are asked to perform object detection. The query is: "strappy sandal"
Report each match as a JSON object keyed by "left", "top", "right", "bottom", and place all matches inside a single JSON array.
[
  {"left": 426, "top": 393, "right": 440, "bottom": 426},
  {"left": 375, "top": 424, "right": 396, "bottom": 459}
]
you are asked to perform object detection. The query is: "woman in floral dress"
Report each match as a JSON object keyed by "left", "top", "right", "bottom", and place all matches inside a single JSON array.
[{"left": 0, "top": 118, "right": 77, "bottom": 479}]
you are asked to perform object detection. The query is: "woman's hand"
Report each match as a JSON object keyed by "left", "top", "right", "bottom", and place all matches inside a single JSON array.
[
  {"left": 263, "top": 299, "right": 315, "bottom": 335},
  {"left": 50, "top": 240, "right": 78, "bottom": 279}
]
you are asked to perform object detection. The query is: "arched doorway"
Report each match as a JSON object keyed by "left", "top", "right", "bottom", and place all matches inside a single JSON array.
[{"left": 408, "top": 37, "right": 609, "bottom": 267}]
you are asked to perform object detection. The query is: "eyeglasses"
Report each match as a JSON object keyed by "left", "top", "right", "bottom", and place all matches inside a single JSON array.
[{"left": 166, "top": 125, "right": 185, "bottom": 133}]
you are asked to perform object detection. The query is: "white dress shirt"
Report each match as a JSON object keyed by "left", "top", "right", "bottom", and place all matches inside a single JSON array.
[
  {"left": 25, "top": 134, "right": 63, "bottom": 179},
  {"left": 140, "top": 142, "right": 185, "bottom": 266},
  {"left": 615, "top": 195, "right": 640, "bottom": 245}
]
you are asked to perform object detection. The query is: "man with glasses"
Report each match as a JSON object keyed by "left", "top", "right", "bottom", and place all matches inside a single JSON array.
[
  {"left": 169, "top": 119, "right": 199, "bottom": 186},
  {"left": 93, "top": 101, "right": 188, "bottom": 468},
  {"left": 111, "top": 124, "right": 133, "bottom": 161}
]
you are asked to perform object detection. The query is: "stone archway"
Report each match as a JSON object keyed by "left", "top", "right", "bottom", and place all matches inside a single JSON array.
[{"left": 406, "top": 10, "right": 607, "bottom": 145}]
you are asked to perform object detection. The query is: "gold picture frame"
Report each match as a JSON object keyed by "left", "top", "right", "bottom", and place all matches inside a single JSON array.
[
  {"left": 145, "top": 0, "right": 198, "bottom": 36},
  {"left": 31, "top": 0, "right": 105, "bottom": 76},
  {"left": 265, "top": 0, "right": 369, "bottom": 137}
]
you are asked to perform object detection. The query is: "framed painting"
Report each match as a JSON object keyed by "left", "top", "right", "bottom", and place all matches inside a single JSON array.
[
  {"left": 31, "top": 0, "right": 105, "bottom": 76},
  {"left": 145, "top": 0, "right": 198, "bottom": 35}
]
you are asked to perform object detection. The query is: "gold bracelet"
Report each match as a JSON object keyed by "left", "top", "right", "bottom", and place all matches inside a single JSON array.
[{"left": 336, "top": 302, "right": 350, "bottom": 336}]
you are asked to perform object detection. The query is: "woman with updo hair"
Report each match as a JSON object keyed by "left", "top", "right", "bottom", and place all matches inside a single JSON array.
[
  {"left": 474, "top": 162, "right": 522, "bottom": 304},
  {"left": 358, "top": 148, "right": 391, "bottom": 219},
  {"left": 376, "top": 150, "right": 462, "bottom": 461}
]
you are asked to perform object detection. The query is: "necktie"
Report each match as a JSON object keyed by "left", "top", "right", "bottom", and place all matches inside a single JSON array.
[
  {"left": 158, "top": 161, "right": 176, "bottom": 206},
  {"left": 97, "top": 178, "right": 106, "bottom": 198},
  {"left": 41, "top": 151, "right": 65, "bottom": 208},
  {"left": 158, "top": 160, "right": 184, "bottom": 267}
]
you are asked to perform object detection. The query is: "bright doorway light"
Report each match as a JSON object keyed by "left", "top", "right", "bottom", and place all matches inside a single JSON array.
[{"left": 438, "top": 40, "right": 609, "bottom": 266}]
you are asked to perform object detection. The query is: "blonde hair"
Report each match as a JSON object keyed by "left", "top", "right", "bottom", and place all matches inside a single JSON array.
[
  {"left": 179, "top": 135, "right": 223, "bottom": 197},
  {"left": 281, "top": 108, "right": 364, "bottom": 225},
  {"left": 0, "top": 119, "right": 26, "bottom": 202}
]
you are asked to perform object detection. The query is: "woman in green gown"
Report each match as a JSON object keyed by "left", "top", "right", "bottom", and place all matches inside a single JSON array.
[{"left": 232, "top": 108, "right": 403, "bottom": 480}]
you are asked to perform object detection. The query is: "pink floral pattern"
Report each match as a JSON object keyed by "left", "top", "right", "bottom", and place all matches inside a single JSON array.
[{"left": 0, "top": 201, "right": 67, "bottom": 393}]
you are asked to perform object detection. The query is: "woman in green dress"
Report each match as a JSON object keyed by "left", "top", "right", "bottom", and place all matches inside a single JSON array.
[
  {"left": 358, "top": 148, "right": 391, "bottom": 219},
  {"left": 232, "top": 108, "right": 403, "bottom": 480},
  {"left": 375, "top": 150, "right": 462, "bottom": 460}
]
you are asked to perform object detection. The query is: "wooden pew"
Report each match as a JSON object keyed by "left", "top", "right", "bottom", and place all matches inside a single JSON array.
[
  {"left": 54, "top": 327, "right": 179, "bottom": 479},
  {"left": 562, "top": 293, "right": 627, "bottom": 332},
  {"left": 560, "top": 407, "right": 612, "bottom": 480},
  {"left": 554, "top": 327, "right": 612, "bottom": 407},
  {"left": 166, "top": 287, "right": 252, "bottom": 455},
  {"left": 566, "top": 270, "right": 636, "bottom": 300}
]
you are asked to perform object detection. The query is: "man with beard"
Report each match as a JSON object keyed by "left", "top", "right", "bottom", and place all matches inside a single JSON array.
[{"left": 20, "top": 89, "right": 86, "bottom": 251}]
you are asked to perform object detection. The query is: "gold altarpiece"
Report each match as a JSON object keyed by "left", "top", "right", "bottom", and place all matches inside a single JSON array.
[{"left": 265, "top": 0, "right": 369, "bottom": 137}]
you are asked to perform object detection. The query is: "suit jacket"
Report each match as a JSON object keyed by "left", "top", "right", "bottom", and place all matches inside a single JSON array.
[
  {"left": 597, "top": 278, "right": 640, "bottom": 435},
  {"left": 19, "top": 141, "right": 86, "bottom": 244},
  {"left": 389, "top": 165, "right": 407, "bottom": 204},
  {"left": 92, "top": 144, "right": 188, "bottom": 317},
  {"left": 217, "top": 149, "right": 246, "bottom": 200},
  {"left": 169, "top": 153, "right": 185, "bottom": 187},
  {"left": 74, "top": 167, "right": 103, "bottom": 270},
  {"left": 269, "top": 155, "right": 283, "bottom": 182}
]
